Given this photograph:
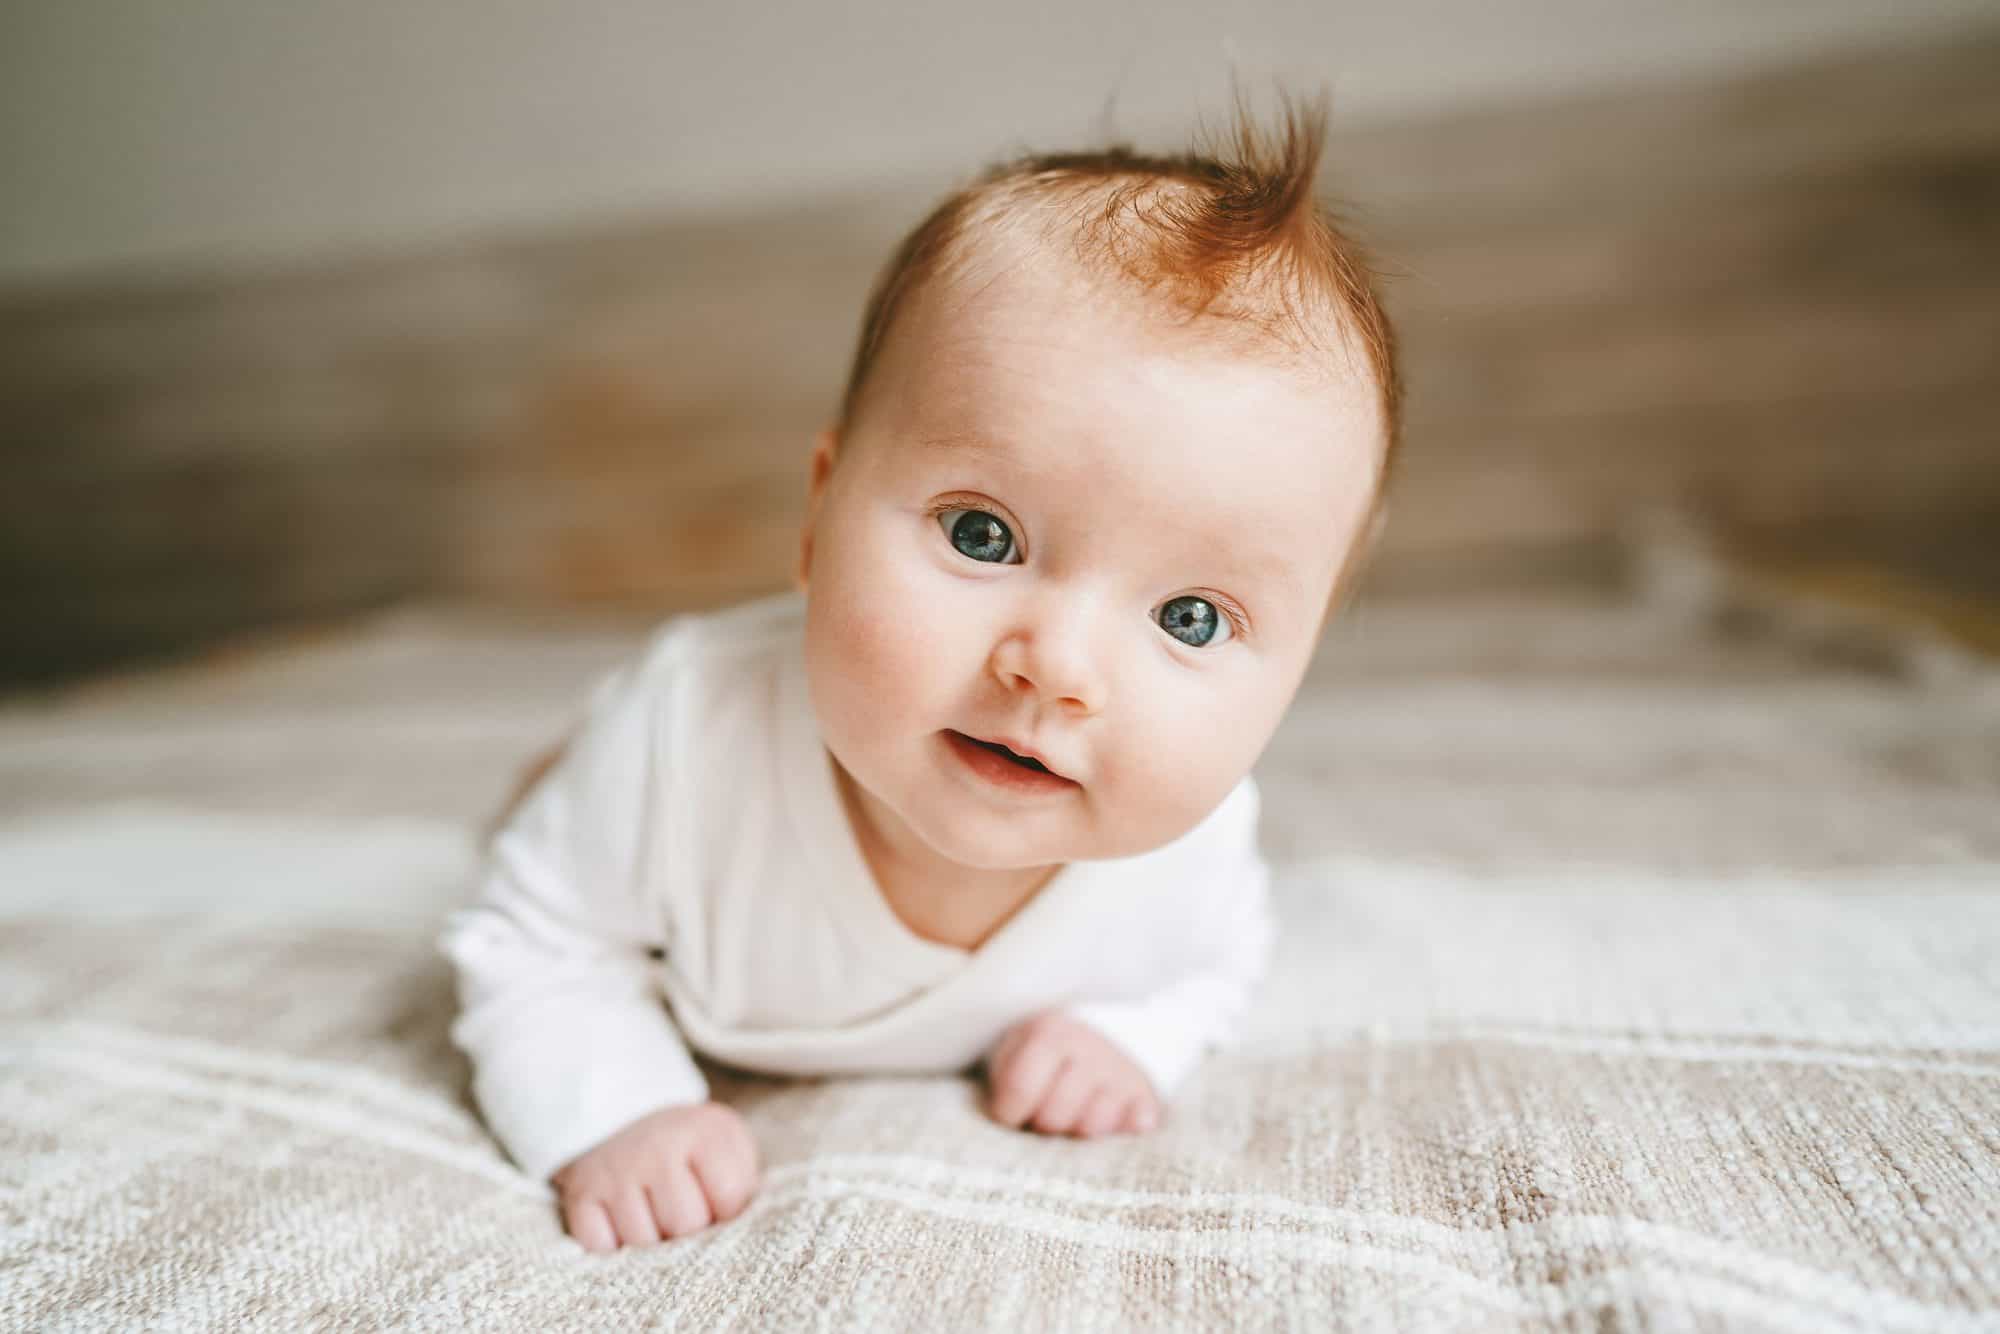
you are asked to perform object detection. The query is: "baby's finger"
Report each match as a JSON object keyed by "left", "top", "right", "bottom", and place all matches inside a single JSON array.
[
  {"left": 1030, "top": 1064, "right": 1093, "bottom": 1136},
  {"left": 690, "top": 1144, "right": 756, "bottom": 1223},
  {"left": 1074, "top": 1089, "right": 1124, "bottom": 1139},
  {"left": 649, "top": 1164, "right": 714, "bottom": 1240},
  {"left": 566, "top": 1197, "right": 619, "bottom": 1254},
  {"left": 991, "top": 1042, "right": 1065, "bottom": 1127},
  {"left": 984, "top": 1023, "right": 1027, "bottom": 1079},
  {"left": 609, "top": 1186, "right": 661, "bottom": 1248}
]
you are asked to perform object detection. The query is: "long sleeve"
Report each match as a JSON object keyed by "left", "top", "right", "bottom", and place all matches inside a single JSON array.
[
  {"left": 1058, "top": 779, "right": 1276, "bottom": 1100},
  {"left": 438, "top": 648, "right": 708, "bottom": 1183}
]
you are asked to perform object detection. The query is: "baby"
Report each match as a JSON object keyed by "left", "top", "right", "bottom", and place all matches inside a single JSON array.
[{"left": 441, "top": 100, "right": 1402, "bottom": 1252}]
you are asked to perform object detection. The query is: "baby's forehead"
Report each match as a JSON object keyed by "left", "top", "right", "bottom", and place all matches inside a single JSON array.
[
  {"left": 883, "top": 242, "right": 1383, "bottom": 477},
  {"left": 912, "top": 227, "right": 1376, "bottom": 405}
]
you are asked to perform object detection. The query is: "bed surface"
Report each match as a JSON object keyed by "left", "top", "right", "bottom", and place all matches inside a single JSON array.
[{"left": 4, "top": 586, "right": 1996, "bottom": 1330}]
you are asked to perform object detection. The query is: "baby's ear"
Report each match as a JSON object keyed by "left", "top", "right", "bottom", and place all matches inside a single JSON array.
[
  {"left": 797, "top": 428, "right": 841, "bottom": 589},
  {"left": 807, "top": 428, "right": 840, "bottom": 501}
]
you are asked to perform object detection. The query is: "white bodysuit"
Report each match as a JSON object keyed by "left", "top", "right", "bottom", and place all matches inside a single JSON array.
[{"left": 440, "top": 591, "right": 1275, "bottom": 1181}]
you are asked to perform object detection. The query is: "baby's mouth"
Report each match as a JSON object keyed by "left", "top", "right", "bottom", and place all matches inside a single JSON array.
[
  {"left": 964, "top": 735, "right": 1051, "bottom": 773},
  {"left": 944, "top": 730, "right": 1077, "bottom": 788}
]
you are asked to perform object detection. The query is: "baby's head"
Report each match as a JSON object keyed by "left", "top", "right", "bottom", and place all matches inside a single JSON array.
[{"left": 797, "top": 99, "right": 1401, "bottom": 873}]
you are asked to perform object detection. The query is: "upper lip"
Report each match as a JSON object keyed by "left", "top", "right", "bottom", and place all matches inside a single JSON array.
[{"left": 960, "top": 731, "right": 1077, "bottom": 783}]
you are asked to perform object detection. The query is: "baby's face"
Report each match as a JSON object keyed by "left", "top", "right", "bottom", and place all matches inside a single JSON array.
[{"left": 800, "top": 246, "right": 1381, "bottom": 871}]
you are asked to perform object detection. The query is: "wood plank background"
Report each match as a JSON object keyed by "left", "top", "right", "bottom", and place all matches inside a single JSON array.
[{"left": 3, "top": 30, "right": 1995, "bottom": 686}]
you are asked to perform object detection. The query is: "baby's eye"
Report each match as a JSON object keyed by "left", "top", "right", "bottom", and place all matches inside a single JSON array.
[
  {"left": 938, "top": 508, "right": 1019, "bottom": 565},
  {"left": 1156, "top": 595, "right": 1234, "bottom": 648}
]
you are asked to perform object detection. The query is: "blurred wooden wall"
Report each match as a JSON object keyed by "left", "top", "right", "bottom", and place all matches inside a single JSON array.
[{"left": 3, "top": 32, "right": 1996, "bottom": 686}]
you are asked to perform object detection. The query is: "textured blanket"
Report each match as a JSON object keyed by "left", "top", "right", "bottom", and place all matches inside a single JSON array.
[{"left": 3, "top": 591, "right": 1997, "bottom": 1330}]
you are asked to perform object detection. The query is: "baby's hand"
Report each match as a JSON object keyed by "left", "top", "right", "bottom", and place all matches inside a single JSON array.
[
  {"left": 984, "top": 1010, "right": 1162, "bottom": 1138},
  {"left": 550, "top": 1101, "right": 761, "bottom": 1251}
]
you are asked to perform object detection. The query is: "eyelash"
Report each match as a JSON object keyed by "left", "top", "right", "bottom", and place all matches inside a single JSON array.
[
  {"left": 925, "top": 496, "right": 1026, "bottom": 560},
  {"left": 923, "top": 496, "right": 1252, "bottom": 643}
]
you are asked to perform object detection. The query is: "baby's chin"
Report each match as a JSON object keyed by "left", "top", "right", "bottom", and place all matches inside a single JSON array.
[
  {"left": 900, "top": 790, "right": 1198, "bottom": 872},
  {"left": 898, "top": 802, "right": 1089, "bottom": 871}
]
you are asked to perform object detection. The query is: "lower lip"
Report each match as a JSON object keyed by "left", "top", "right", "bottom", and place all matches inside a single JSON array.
[{"left": 942, "top": 730, "right": 1080, "bottom": 796}]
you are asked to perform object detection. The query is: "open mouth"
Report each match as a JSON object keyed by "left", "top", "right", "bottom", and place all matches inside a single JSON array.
[
  {"left": 943, "top": 730, "right": 1077, "bottom": 792},
  {"left": 963, "top": 735, "right": 1052, "bottom": 773}
]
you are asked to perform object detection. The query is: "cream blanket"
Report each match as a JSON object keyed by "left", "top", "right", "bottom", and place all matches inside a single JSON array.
[{"left": 3, "top": 593, "right": 1996, "bottom": 1330}]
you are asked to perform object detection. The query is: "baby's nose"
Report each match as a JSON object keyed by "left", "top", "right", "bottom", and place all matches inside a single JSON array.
[{"left": 990, "top": 614, "right": 1105, "bottom": 716}]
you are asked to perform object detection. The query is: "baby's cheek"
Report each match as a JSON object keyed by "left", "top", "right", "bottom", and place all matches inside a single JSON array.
[
  {"left": 807, "top": 566, "right": 948, "bottom": 740},
  {"left": 837, "top": 585, "right": 935, "bottom": 692},
  {"left": 1102, "top": 691, "right": 1267, "bottom": 851},
  {"left": 1087, "top": 760, "right": 1217, "bottom": 859}
]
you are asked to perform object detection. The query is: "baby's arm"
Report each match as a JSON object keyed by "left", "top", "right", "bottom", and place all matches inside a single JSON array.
[
  {"left": 983, "top": 782, "right": 1275, "bottom": 1137},
  {"left": 441, "top": 652, "right": 759, "bottom": 1248}
]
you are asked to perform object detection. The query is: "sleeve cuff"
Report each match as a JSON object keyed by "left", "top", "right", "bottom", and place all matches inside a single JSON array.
[
  {"left": 456, "top": 996, "right": 711, "bottom": 1182},
  {"left": 1059, "top": 998, "right": 1209, "bottom": 1102}
]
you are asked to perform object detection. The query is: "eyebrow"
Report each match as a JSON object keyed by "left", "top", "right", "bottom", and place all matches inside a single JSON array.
[{"left": 911, "top": 431, "right": 1012, "bottom": 457}]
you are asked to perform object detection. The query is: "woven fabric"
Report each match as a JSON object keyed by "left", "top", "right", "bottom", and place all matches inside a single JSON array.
[{"left": 4, "top": 862, "right": 1997, "bottom": 1331}]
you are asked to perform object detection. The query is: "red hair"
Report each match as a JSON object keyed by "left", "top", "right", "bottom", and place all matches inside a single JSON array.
[{"left": 836, "top": 93, "right": 1404, "bottom": 521}]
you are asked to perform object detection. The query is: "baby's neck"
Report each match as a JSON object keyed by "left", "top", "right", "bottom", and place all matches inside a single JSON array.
[{"left": 829, "top": 754, "right": 1060, "bottom": 952}]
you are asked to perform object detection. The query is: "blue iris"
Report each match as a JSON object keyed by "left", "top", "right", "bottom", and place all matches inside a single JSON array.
[
  {"left": 1158, "top": 595, "right": 1227, "bottom": 647},
  {"left": 943, "top": 509, "right": 1016, "bottom": 564}
]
